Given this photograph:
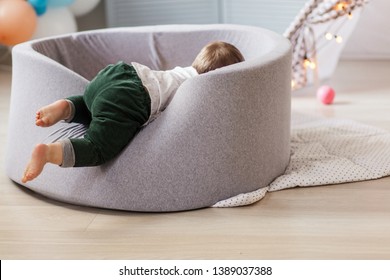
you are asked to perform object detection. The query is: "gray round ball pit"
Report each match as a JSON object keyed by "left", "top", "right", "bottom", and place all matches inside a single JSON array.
[{"left": 6, "top": 24, "right": 291, "bottom": 212}]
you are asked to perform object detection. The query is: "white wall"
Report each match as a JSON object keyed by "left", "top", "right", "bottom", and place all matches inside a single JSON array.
[
  {"left": 76, "top": 0, "right": 106, "bottom": 31},
  {"left": 2, "top": 0, "right": 389, "bottom": 65},
  {"left": 100, "top": 0, "right": 390, "bottom": 60},
  {"left": 341, "top": 0, "right": 390, "bottom": 59}
]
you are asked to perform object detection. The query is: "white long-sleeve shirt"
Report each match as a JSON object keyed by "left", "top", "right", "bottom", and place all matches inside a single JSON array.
[{"left": 131, "top": 62, "right": 199, "bottom": 124}]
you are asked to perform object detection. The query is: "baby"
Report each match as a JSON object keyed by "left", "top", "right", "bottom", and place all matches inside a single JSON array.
[{"left": 22, "top": 41, "right": 245, "bottom": 183}]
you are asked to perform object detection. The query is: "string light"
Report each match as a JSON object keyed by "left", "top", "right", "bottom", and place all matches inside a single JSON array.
[
  {"left": 285, "top": 0, "right": 368, "bottom": 90},
  {"left": 334, "top": 1, "right": 348, "bottom": 11},
  {"left": 304, "top": 56, "right": 317, "bottom": 69},
  {"left": 325, "top": 32, "right": 333, "bottom": 40},
  {"left": 335, "top": 35, "right": 343, "bottom": 43},
  {"left": 324, "top": 32, "right": 343, "bottom": 43}
]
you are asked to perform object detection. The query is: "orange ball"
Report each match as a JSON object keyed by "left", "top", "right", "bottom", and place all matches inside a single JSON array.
[{"left": 0, "top": 0, "right": 37, "bottom": 46}]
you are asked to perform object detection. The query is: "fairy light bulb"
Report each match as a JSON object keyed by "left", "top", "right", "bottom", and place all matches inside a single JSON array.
[
  {"left": 335, "top": 35, "right": 343, "bottom": 43},
  {"left": 335, "top": 3, "right": 344, "bottom": 11},
  {"left": 325, "top": 32, "right": 333, "bottom": 40},
  {"left": 335, "top": 1, "right": 347, "bottom": 11},
  {"left": 303, "top": 57, "right": 316, "bottom": 69},
  {"left": 304, "top": 58, "right": 311, "bottom": 68}
]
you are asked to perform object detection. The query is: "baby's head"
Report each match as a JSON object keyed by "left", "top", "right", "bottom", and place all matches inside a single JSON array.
[{"left": 192, "top": 41, "right": 244, "bottom": 74}]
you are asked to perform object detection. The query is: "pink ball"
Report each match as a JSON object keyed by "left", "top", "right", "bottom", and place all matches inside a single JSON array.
[{"left": 317, "top": 85, "right": 335, "bottom": 105}]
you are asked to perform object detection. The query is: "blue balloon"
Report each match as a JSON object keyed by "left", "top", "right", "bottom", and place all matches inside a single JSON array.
[
  {"left": 28, "top": 0, "right": 48, "bottom": 16},
  {"left": 47, "top": 0, "right": 75, "bottom": 8}
]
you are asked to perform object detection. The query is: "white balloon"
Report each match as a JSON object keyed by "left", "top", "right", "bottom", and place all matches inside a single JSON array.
[
  {"left": 70, "top": 0, "right": 100, "bottom": 17},
  {"left": 33, "top": 8, "right": 77, "bottom": 39}
]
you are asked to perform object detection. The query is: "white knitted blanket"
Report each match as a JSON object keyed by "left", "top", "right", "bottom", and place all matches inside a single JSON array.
[{"left": 213, "top": 113, "right": 390, "bottom": 207}]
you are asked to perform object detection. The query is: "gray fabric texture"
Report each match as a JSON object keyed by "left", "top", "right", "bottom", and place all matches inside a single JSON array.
[
  {"left": 64, "top": 99, "right": 75, "bottom": 123},
  {"left": 6, "top": 24, "right": 292, "bottom": 212},
  {"left": 59, "top": 139, "right": 75, "bottom": 168}
]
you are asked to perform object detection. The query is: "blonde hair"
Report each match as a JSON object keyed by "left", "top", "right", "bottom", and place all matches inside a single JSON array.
[{"left": 192, "top": 41, "right": 245, "bottom": 74}]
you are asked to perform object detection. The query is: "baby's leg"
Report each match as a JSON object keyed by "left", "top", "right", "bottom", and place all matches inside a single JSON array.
[
  {"left": 70, "top": 117, "right": 142, "bottom": 166},
  {"left": 35, "top": 99, "right": 73, "bottom": 127},
  {"left": 66, "top": 95, "right": 92, "bottom": 125},
  {"left": 22, "top": 142, "right": 63, "bottom": 183},
  {"left": 71, "top": 63, "right": 151, "bottom": 166}
]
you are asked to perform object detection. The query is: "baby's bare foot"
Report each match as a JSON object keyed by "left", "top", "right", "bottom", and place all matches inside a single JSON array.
[
  {"left": 36, "top": 99, "right": 71, "bottom": 127},
  {"left": 22, "top": 144, "right": 49, "bottom": 183}
]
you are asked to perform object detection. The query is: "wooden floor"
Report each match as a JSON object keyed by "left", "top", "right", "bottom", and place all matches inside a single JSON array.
[{"left": 1, "top": 60, "right": 390, "bottom": 260}]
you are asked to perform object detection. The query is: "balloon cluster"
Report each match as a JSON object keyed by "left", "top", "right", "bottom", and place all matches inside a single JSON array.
[{"left": 0, "top": 0, "right": 100, "bottom": 46}]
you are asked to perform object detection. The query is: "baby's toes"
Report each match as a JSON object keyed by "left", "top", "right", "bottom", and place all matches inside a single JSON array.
[{"left": 35, "top": 111, "right": 48, "bottom": 126}]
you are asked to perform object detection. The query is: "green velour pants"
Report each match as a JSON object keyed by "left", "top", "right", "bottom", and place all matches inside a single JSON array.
[{"left": 66, "top": 62, "right": 151, "bottom": 167}]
